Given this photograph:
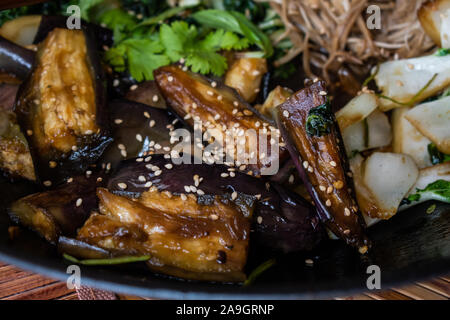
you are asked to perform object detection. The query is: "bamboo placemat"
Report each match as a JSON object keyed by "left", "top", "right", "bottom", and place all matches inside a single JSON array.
[{"left": 0, "top": 261, "right": 448, "bottom": 300}]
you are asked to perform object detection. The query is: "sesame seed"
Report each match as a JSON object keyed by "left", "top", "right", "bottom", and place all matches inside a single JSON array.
[
  {"left": 325, "top": 199, "right": 331, "bottom": 206},
  {"left": 144, "top": 111, "right": 150, "bottom": 118},
  {"left": 85, "top": 130, "right": 93, "bottom": 135},
  {"left": 114, "top": 119, "right": 123, "bottom": 124},
  {"left": 97, "top": 177, "right": 103, "bottom": 183},
  {"left": 145, "top": 181, "right": 152, "bottom": 188},
  {"left": 138, "top": 175, "right": 146, "bottom": 182},
  {"left": 327, "top": 186, "right": 333, "bottom": 194},
  {"left": 190, "top": 185, "right": 197, "bottom": 193},
  {"left": 231, "top": 191, "right": 237, "bottom": 200},
  {"left": 308, "top": 166, "right": 314, "bottom": 173},
  {"left": 207, "top": 90, "right": 213, "bottom": 96},
  {"left": 136, "top": 134, "right": 143, "bottom": 142},
  {"left": 333, "top": 180, "right": 344, "bottom": 189},
  {"left": 76, "top": 198, "right": 83, "bottom": 207},
  {"left": 26, "top": 130, "right": 33, "bottom": 136},
  {"left": 180, "top": 194, "right": 187, "bottom": 201},
  {"left": 165, "top": 164, "right": 173, "bottom": 169},
  {"left": 319, "top": 91, "right": 327, "bottom": 96},
  {"left": 330, "top": 161, "right": 337, "bottom": 167},
  {"left": 72, "top": 145, "right": 78, "bottom": 151},
  {"left": 288, "top": 174, "right": 294, "bottom": 184},
  {"left": 118, "top": 183, "right": 127, "bottom": 190},
  {"left": 49, "top": 161, "right": 57, "bottom": 168},
  {"left": 43, "top": 181, "right": 52, "bottom": 187},
  {"left": 113, "top": 79, "right": 119, "bottom": 87},
  {"left": 233, "top": 101, "right": 239, "bottom": 107},
  {"left": 359, "top": 246, "right": 368, "bottom": 254},
  {"left": 145, "top": 156, "right": 152, "bottom": 162},
  {"left": 168, "top": 76, "right": 174, "bottom": 82},
  {"left": 217, "top": 95, "right": 223, "bottom": 101},
  {"left": 230, "top": 172, "right": 235, "bottom": 177},
  {"left": 344, "top": 208, "right": 351, "bottom": 216},
  {"left": 118, "top": 144, "right": 125, "bottom": 150},
  {"left": 210, "top": 214, "right": 219, "bottom": 220},
  {"left": 303, "top": 161, "right": 309, "bottom": 169},
  {"left": 149, "top": 120, "right": 156, "bottom": 127},
  {"left": 152, "top": 95, "right": 159, "bottom": 102},
  {"left": 197, "top": 189, "right": 205, "bottom": 195},
  {"left": 257, "top": 216, "right": 263, "bottom": 224},
  {"left": 136, "top": 158, "right": 144, "bottom": 162},
  {"left": 283, "top": 110, "right": 289, "bottom": 117},
  {"left": 319, "top": 185, "right": 326, "bottom": 191},
  {"left": 221, "top": 173, "right": 229, "bottom": 178},
  {"left": 120, "top": 150, "right": 127, "bottom": 158},
  {"left": 184, "top": 186, "right": 190, "bottom": 193},
  {"left": 305, "top": 259, "right": 314, "bottom": 266},
  {"left": 243, "top": 110, "right": 253, "bottom": 116},
  {"left": 67, "top": 177, "right": 73, "bottom": 183},
  {"left": 343, "top": 229, "right": 350, "bottom": 235},
  {"left": 130, "top": 84, "right": 138, "bottom": 91}
]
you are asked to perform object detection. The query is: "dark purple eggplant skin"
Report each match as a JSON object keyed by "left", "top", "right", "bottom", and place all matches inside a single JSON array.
[
  {"left": 0, "top": 83, "right": 19, "bottom": 111},
  {"left": 125, "top": 81, "right": 166, "bottom": 109},
  {"left": 8, "top": 173, "right": 106, "bottom": 244},
  {"left": 33, "top": 15, "right": 113, "bottom": 49},
  {"left": 57, "top": 236, "right": 111, "bottom": 259},
  {"left": 0, "top": 36, "right": 35, "bottom": 80},
  {"left": 107, "top": 154, "right": 324, "bottom": 253},
  {"left": 14, "top": 25, "right": 113, "bottom": 187},
  {"left": 276, "top": 81, "right": 370, "bottom": 253},
  {"left": 100, "top": 99, "right": 179, "bottom": 171}
]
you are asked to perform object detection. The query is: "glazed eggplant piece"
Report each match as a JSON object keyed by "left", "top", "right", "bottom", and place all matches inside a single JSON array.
[
  {"left": 108, "top": 154, "right": 324, "bottom": 253},
  {"left": 0, "top": 109, "right": 35, "bottom": 181},
  {"left": 8, "top": 173, "right": 105, "bottom": 244},
  {"left": 100, "top": 99, "right": 177, "bottom": 171},
  {"left": 77, "top": 188, "right": 251, "bottom": 282},
  {"left": 154, "top": 65, "right": 287, "bottom": 177},
  {"left": 0, "top": 36, "right": 35, "bottom": 80},
  {"left": 276, "top": 80, "right": 370, "bottom": 253},
  {"left": 125, "top": 81, "right": 166, "bottom": 109},
  {"left": 58, "top": 236, "right": 111, "bottom": 260},
  {"left": 14, "top": 27, "right": 112, "bottom": 186}
]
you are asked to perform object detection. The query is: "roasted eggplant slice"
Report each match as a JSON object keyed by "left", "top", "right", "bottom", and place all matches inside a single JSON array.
[
  {"left": 77, "top": 188, "right": 250, "bottom": 282},
  {"left": 108, "top": 154, "right": 324, "bottom": 253},
  {"left": 14, "top": 27, "right": 112, "bottom": 186},
  {"left": 100, "top": 99, "right": 177, "bottom": 171},
  {"left": 154, "top": 65, "right": 286, "bottom": 176},
  {"left": 8, "top": 173, "right": 105, "bottom": 244},
  {"left": 0, "top": 83, "right": 19, "bottom": 111},
  {"left": 57, "top": 236, "right": 112, "bottom": 260},
  {"left": 276, "top": 81, "right": 370, "bottom": 253},
  {"left": 0, "top": 36, "right": 35, "bottom": 80},
  {"left": 0, "top": 109, "right": 35, "bottom": 181}
]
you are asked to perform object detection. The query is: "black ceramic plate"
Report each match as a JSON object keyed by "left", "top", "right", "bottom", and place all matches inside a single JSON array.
[{"left": 0, "top": 175, "right": 449, "bottom": 299}]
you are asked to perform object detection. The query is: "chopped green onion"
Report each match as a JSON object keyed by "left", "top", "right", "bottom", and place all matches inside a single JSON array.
[
  {"left": 244, "top": 259, "right": 276, "bottom": 286},
  {"left": 63, "top": 253, "right": 150, "bottom": 265}
]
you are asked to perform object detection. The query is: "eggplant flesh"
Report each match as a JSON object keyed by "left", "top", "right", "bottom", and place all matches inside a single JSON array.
[
  {"left": 0, "top": 109, "right": 35, "bottom": 181},
  {"left": 108, "top": 154, "right": 324, "bottom": 253},
  {"left": 77, "top": 188, "right": 250, "bottom": 282},
  {"left": 100, "top": 99, "right": 178, "bottom": 171},
  {"left": 154, "top": 65, "right": 287, "bottom": 177},
  {"left": 276, "top": 80, "right": 370, "bottom": 253},
  {"left": 9, "top": 173, "right": 105, "bottom": 244},
  {"left": 14, "top": 27, "right": 112, "bottom": 186},
  {"left": 0, "top": 36, "right": 35, "bottom": 80}
]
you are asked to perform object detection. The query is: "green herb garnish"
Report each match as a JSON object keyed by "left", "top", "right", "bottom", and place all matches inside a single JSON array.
[
  {"left": 244, "top": 259, "right": 276, "bottom": 286},
  {"left": 436, "top": 48, "right": 450, "bottom": 56},
  {"left": 63, "top": 253, "right": 150, "bottom": 265},
  {"left": 428, "top": 143, "right": 450, "bottom": 165},
  {"left": 426, "top": 204, "right": 437, "bottom": 214},
  {"left": 305, "top": 101, "right": 334, "bottom": 137},
  {"left": 405, "top": 180, "right": 450, "bottom": 204}
]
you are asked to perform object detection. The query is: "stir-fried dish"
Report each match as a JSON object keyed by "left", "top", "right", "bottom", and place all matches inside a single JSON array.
[{"left": 0, "top": 0, "right": 449, "bottom": 283}]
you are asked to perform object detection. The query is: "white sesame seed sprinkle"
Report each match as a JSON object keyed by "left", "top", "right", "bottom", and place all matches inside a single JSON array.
[{"left": 118, "top": 183, "right": 127, "bottom": 190}]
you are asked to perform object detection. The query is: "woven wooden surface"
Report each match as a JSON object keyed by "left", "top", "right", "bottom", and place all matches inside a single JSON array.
[{"left": 0, "top": 261, "right": 448, "bottom": 300}]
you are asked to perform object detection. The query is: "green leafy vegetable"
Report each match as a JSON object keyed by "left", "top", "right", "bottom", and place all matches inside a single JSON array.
[
  {"left": 406, "top": 180, "right": 450, "bottom": 204},
  {"left": 63, "top": 253, "right": 150, "bottom": 265},
  {"left": 192, "top": 9, "right": 273, "bottom": 58},
  {"left": 428, "top": 143, "right": 450, "bottom": 165},
  {"left": 244, "top": 259, "right": 276, "bottom": 286},
  {"left": 436, "top": 48, "right": 450, "bottom": 56},
  {"left": 305, "top": 101, "right": 334, "bottom": 137}
]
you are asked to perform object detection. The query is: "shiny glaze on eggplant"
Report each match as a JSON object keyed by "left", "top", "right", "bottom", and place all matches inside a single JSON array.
[
  {"left": 100, "top": 99, "right": 178, "bottom": 171},
  {"left": 14, "top": 27, "right": 112, "bottom": 186},
  {"left": 77, "top": 188, "right": 250, "bottom": 282},
  {"left": 276, "top": 80, "right": 370, "bottom": 253},
  {"left": 154, "top": 65, "right": 287, "bottom": 177},
  {"left": 0, "top": 36, "right": 35, "bottom": 80},
  {"left": 9, "top": 173, "right": 106, "bottom": 244},
  {"left": 108, "top": 154, "right": 324, "bottom": 253}
]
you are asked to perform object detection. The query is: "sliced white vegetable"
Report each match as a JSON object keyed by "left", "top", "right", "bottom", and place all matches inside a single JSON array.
[
  {"left": 441, "top": 8, "right": 450, "bottom": 48},
  {"left": 374, "top": 53, "right": 450, "bottom": 111},
  {"left": 418, "top": 0, "right": 450, "bottom": 47},
  {"left": 392, "top": 107, "right": 432, "bottom": 169},
  {"left": 0, "top": 15, "right": 41, "bottom": 47},
  {"left": 342, "top": 120, "right": 365, "bottom": 156},
  {"left": 363, "top": 152, "right": 419, "bottom": 219},
  {"left": 400, "top": 162, "right": 450, "bottom": 210},
  {"left": 366, "top": 110, "right": 392, "bottom": 150},
  {"left": 405, "top": 95, "right": 450, "bottom": 154},
  {"left": 336, "top": 92, "right": 378, "bottom": 130}
]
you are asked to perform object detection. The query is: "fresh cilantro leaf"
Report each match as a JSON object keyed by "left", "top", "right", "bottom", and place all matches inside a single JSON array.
[
  {"left": 79, "top": 0, "right": 106, "bottom": 20},
  {"left": 160, "top": 21, "right": 197, "bottom": 62},
  {"left": 406, "top": 180, "right": 450, "bottom": 204},
  {"left": 105, "top": 38, "right": 169, "bottom": 81},
  {"left": 436, "top": 48, "right": 450, "bottom": 56},
  {"left": 185, "top": 51, "right": 227, "bottom": 75},
  {"left": 201, "top": 29, "right": 249, "bottom": 51},
  {"left": 99, "top": 8, "right": 137, "bottom": 43}
]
